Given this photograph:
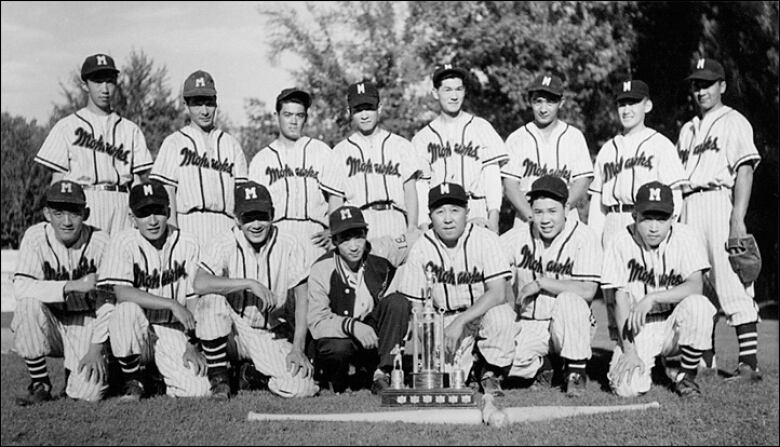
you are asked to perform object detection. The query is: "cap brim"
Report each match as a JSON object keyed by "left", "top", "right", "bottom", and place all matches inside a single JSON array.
[
  {"left": 434, "top": 68, "right": 469, "bottom": 84},
  {"left": 82, "top": 68, "right": 119, "bottom": 80},
  {"left": 236, "top": 203, "right": 273, "bottom": 217},
  {"left": 685, "top": 71, "right": 723, "bottom": 81},
  {"left": 526, "top": 189, "right": 567, "bottom": 203},
  {"left": 131, "top": 199, "right": 169, "bottom": 213},
  {"left": 183, "top": 89, "right": 217, "bottom": 98},
  {"left": 278, "top": 90, "right": 312, "bottom": 108},
  {"left": 348, "top": 97, "right": 379, "bottom": 109},
  {"left": 528, "top": 87, "right": 563, "bottom": 97},
  {"left": 46, "top": 199, "right": 86, "bottom": 208},
  {"left": 429, "top": 198, "right": 468, "bottom": 210},
  {"left": 616, "top": 92, "right": 646, "bottom": 101},
  {"left": 635, "top": 203, "right": 673, "bottom": 216},
  {"left": 331, "top": 222, "right": 368, "bottom": 236}
]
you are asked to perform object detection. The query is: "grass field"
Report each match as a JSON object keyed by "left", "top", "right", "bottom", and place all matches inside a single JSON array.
[{"left": 1, "top": 300, "right": 778, "bottom": 446}]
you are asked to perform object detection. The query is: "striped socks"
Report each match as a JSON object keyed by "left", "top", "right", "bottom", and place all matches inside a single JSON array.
[
  {"left": 736, "top": 322, "right": 758, "bottom": 369},
  {"left": 565, "top": 358, "right": 587, "bottom": 376},
  {"left": 202, "top": 337, "right": 229, "bottom": 380},
  {"left": 25, "top": 357, "right": 50, "bottom": 386},
  {"left": 680, "top": 345, "right": 703, "bottom": 379},
  {"left": 118, "top": 354, "right": 141, "bottom": 381}
]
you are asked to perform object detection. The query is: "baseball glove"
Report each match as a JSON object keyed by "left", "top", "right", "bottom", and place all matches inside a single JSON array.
[{"left": 726, "top": 234, "right": 761, "bottom": 285}]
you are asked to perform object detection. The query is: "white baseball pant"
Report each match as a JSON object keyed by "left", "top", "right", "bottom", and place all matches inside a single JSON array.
[
  {"left": 443, "top": 303, "right": 517, "bottom": 375},
  {"left": 84, "top": 189, "right": 132, "bottom": 235}
]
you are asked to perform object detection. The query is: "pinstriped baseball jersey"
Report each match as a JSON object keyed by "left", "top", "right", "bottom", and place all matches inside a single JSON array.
[
  {"left": 35, "top": 108, "right": 152, "bottom": 185},
  {"left": 500, "top": 218, "right": 602, "bottom": 320},
  {"left": 150, "top": 126, "right": 248, "bottom": 216},
  {"left": 97, "top": 226, "right": 200, "bottom": 323},
  {"left": 501, "top": 121, "right": 593, "bottom": 192},
  {"left": 248, "top": 137, "right": 331, "bottom": 228},
  {"left": 198, "top": 225, "right": 308, "bottom": 328},
  {"left": 601, "top": 222, "right": 710, "bottom": 315},
  {"left": 397, "top": 224, "right": 512, "bottom": 311},
  {"left": 412, "top": 112, "right": 508, "bottom": 203},
  {"left": 676, "top": 105, "right": 761, "bottom": 190},
  {"left": 320, "top": 129, "right": 422, "bottom": 211},
  {"left": 589, "top": 128, "right": 687, "bottom": 206}
]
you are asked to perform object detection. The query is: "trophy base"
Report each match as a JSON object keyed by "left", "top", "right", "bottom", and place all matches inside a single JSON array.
[{"left": 379, "top": 387, "right": 477, "bottom": 407}]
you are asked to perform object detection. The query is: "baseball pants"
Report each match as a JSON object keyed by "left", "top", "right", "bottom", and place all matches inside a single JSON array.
[
  {"left": 84, "top": 189, "right": 132, "bottom": 235},
  {"left": 442, "top": 303, "right": 517, "bottom": 375},
  {"left": 509, "top": 292, "right": 596, "bottom": 378},
  {"left": 681, "top": 189, "right": 758, "bottom": 325},
  {"left": 177, "top": 211, "right": 234, "bottom": 249},
  {"left": 608, "top": 294, "right": 716, "bottom": 396},
  {"left": 108, "top": 302, "right": 211, "bottom": 398},
  {"left": 195, "top": 295, "right": 319, "bottom": 398},
  {"left": 274, "top": 219, "right": 327, "bottom": 267},
  {"left": 11, "top": 298, "right": 108, "bottom": 401},
  {"left": 601, "top": 210, "right": 634, "bottom": 249},
  {"left": 362, "top": 208, "right": 407, "bottom": 240}
]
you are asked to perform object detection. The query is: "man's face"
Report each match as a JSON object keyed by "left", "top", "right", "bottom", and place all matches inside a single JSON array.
[
  {"left": 530, "top": 196, "right": 566, "bottom": 240},
  {"left": 350, "top": 104, "right": 379, "bottom": 135},
  {"left": 434, "top": 77, "right": 466, "bottom": 115},
  {"left": 186, "top": 96, "right": 217, "bottom": 131},
  {"left": 530, "top": 92, "right": 563, "bottom": 127},
  {"left": 691, "top": 79, "right": 725, "bottom": 113},
  {"left": 278, "top": 102, "right": 307, "bottom": 141},
  {"left": 133, "top": 205, "right": 169, "bottom": 242},
  {"left": 430, "top": 203, "right": 468, "bottom": 244},
  {"left": 82, "top": 74, "right": 117, "bottom": 111},
  {"left": 617, "top": 97, "right": 649, "bottom": 131},
  {"left": 334, "top": 228, "right": 368, "bottom": 265},
  {"left": 239, "top": 211, "right": 273, "bottom": 245},
  {"left": 44, "top": 205, "right": 87, "bottom": 246},
  {"left": 634, "top": 211, "right": 673, "bottom": 248}
]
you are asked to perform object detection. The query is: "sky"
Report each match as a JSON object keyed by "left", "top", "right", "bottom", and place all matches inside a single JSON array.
[{"left": 1, "top": 1, "right": 307, "bottom": 126}]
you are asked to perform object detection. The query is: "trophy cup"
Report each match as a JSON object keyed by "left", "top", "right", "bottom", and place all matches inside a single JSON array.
[{"left": 380, "top": 266, "right": 476, "bottom": 407}]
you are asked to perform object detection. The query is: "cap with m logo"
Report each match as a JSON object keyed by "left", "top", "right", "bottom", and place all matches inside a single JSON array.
[
  {"left": 527, "top": 73, "right": 563, "bottom": 97},
  {"left": 686, "top": 57, "right": 725, "bottom": 82},
  {"left": 347, "top": 80, "right": 379, "bottom": 109},
  {"left": 428, "top": 182, "right": 468, "bottom": 210},
  {"left": 616, "top": 80, "right": 650, "bottom": 101},
  {"left": 129, "top": 181, "right": 169, "bottom": 213},
  {"left": 432, "top": 63, "right": 469, "bottom": 87},
  {"left": 81, "top": 53, "right": 119, "bottom": 81},
  {"left": 329, "top": 205, "right": 367, "bottom": 237},
  {"left": 234, "top": 181, "right": 273, "bottom": 218},
  {"left": 635, "top": 181, "right": 673, "bottom": 216},
  {"left": 45, "top": 180, "right": 86, "bottom": 207},
  {"left": 183, "top": 70, "right": 217, "bottom": 98}
]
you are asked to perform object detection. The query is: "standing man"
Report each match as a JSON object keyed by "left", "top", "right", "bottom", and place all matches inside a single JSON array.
[
  {"left": 100, "top": 181, "right": 212, "bottom": 400},
  {"left": 150, "top": 70, "right": 248, "bottom": 248},
  {"left": 604, "top": 181, "right": 715, "bottom": 398},
  {"left": 500, "top": 176, "right": 601, "bottom": 397},
  {"left": 412, "top": 64, "right": 509, "bottom": 233},
  {"left": 320, "top": 80, "right": 423, "bottom": 240},
  {"left": 192, "top": 181, "right": 319, "bottom": 398},
  {"left": 396, "top": 183, "right": 515, "bottom": 395},
  {"left": 12, "top": 181, "right": 112, "bottom": 405},
  {"left": 501, "top": 73, "right": 593, "bottom": 226},
  {"left": 676, "top": 58, "right": 763, "bottom": 380},
  {"left": 248, "top": 88, "right": 332, "bottom": 267},
  {"left": 35, "top": 53, "right": 153, "bottom": 235}
]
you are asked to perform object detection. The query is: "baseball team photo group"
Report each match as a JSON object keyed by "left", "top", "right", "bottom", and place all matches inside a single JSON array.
[{"left": 1, "top": 1, "right": 777, "bottom": 445}]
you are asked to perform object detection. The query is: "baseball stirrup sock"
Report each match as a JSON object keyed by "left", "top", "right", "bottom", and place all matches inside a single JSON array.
[
  {"left": 736, "top": 322, "right": 758, "bottom": 369},
  {"left": 202, "top": 337, "right": 229, "bottom": 378},
  {"left": 565, "top": 358, "right": 587, "bottom": 376},
  {"left": 118, "top": 355, "right": 141, "bottom": 380},
  {"left": 680, "top": 345, "right": 703, "bottom": 378},
  {"left": 25, "top": 357, "right": 49, "bottom": 384}
]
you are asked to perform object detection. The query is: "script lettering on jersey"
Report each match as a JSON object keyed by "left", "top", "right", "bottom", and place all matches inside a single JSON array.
[
  {"left": 678, "top": 136, "right": 720, "bottom": 165},
  {"left": 265, "top": 164, "right": 319, "bottom": 185},
  {"left": 425, "top": 261, "right": 484, "bottom": 285},
  {"left": 627, "top": 258, "right": 684, "bottom": 288},
  {"left": 516, "top": 245, "right": 574, "bottom": 276},
  {"left": 521, "top": 160, "right": 572, "bottom": 181},
  {"left": 345, "top": 156, "right": 401, "bottom": 178},
  {"left": 73, "top": 127, "right": 130, "bottom": 164},
  {"left": 427, "top": 141, "right": 480, "bottom": 164},
  {"left": 602, "top": 153, "right": 655, "bottom": 183},
  {"left": 42, "top": 258, "right": 98, "bottom": 281},
  {"left": 132, "top": 261, "right": 188, "bottom": 289},
  {"left": 179, "top": 148, "right": 235, "bottom": 176}
]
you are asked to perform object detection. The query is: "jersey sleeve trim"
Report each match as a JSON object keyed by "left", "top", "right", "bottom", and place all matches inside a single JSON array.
[
  {"left": 484, "top": 270, "right": 513, "bottom": 281},
  {"left": 198, "top": 262, "right": 216, "bottom": 275},
  {"left": 97, "top": 278, "right": 134, "bottom": 286},
  {"left": 571, "top": 170, "right": 595, "bottom": 180},
  {"left": 34, "top": 156, "right": 68, "bottom": 173},
  {"left": 500, "top": 171, "right": 523, "bottom": 181},
  {"left": 733, "top": 153, "right": 762, "bottom": 171},
  {"left": 482, "top": 154, "right": 509, "bottom": 166},
  {"left": 319, "top": 183, "right": 345, "bottom": 197},
  {"left": 132, "top": 161, "right": 154, "bottom": 174},
  {"left": 149, "top": 173, "right": 178, "bottom": 187}
]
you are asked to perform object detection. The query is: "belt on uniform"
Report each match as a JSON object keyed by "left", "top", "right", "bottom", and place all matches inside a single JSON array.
[
  {"left": 683, "top": 186, "right": 723, "bottom": 199},
  {"left": 607, "top": 204, "right": 634, "bottom": 213},
  {"left": 85, "top": 184, "right": 130, "bottom": 193},
  {"left": 361, "top": 201, "right": 395, "bottom": 211}
]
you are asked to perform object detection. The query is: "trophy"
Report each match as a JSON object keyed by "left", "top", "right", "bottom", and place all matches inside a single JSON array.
[{"left": 380, "top": 266, "right": 476, "bottom": 407}]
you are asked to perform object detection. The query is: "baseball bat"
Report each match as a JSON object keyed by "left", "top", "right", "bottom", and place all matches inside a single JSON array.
[{"left": 502, "top": 401, "right": 661, "bottom": 423}]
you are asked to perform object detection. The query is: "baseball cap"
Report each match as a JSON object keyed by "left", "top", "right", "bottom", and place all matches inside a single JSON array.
[
  {"left": 81, "top": 54, "right": 119, "bottom": 81},
  {"left": 432, "top": 64, "right": 469, "bottom": 87},
  {"left": 616, "top": 80, "right": 650, "bottom": 101},
  {"left": 276, "top": 88, "right": 312, "bottom": 110},
  {"left": 526, "top": 175, "right": 569, "bottom": 204},
  {"left": 329, "top": 206, "right": 368, "bottom": 237},
  {"left": 45, "top": 180, "right": 86, "bottom": 207},
  {"left": 635, "top": 181, "right": 674, "bottom": 216},
  {"left": 183, "top": 70, "right": 217, "bottom": 98},
  {"left": 527, "top": 74, "right": 564, "bottom": 97},
  {"left": 686, "top": 58, "right": 725, "bottom": 82},
  {"left": 428, "top": 183, "right": 468, "bottom": 210},
  {"left": 347, "top": 80, "right": 380, "bottom": 109},
  {"left": 129, "top": 181, "right": 169, "bottom": 214},
  {"left": 234, "top": 181, "right": 273, "bottom": 218}
]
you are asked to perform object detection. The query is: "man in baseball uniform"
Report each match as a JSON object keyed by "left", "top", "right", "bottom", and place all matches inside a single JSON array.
[
  {"left": 308, "top": 205, "right": 411, "bottom": 394},
  {"left": 588, "top": 80, "right": 687, "bottom": 248},
  {"left": 412, "top": 64, "right": 509, "bottom": 233},
  {"left": 396, "top": 183, "right": 514, "bottom": 395},
  {"left": 248, "top": 88, "right": 332, "bottom": 267},
  {"left": 100, "top": 181, "right": 212, "bottom": 400},
  {"left": 35, "top": 53, "right": 153, "bottom": 235},
  {"left": 502, "top": 74, "right": 593, "bottom": 226},
  {"left": 320, "top": 80, "right": 423, "bottom": 240},
  {"left": 150, "top": 70, "right": 248, "bottom": 248},
  {"left": 192, "top": 181, "right": 319, "bottom": 398},
  {"left": 500, "top": 175, "right": 601, "bottom": 397},
  {"left": 604, "top": 181, "right": 715, "bottom": 398},
  {"left": 676, "top": 58, "right": 763, "bottom": 380},
  {"left": 12, "top": 181, "right": 112, "bottom": 405}
]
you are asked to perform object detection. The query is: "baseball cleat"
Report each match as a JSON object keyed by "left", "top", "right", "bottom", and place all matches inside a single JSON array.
[
  {"left": 673, "top": 374, "right": 701, "bottom": 398},
  {"left": 724, "top": 363, "right": 763, "bottom": 383},
  {"left": 119, "top": 379, "right": 145, "bottom": 402},
  {"left": 15, "top": 381, "right": 53, "bottom": 407},
  {"left": 211, "top": 381, "right": 231, "bottom": 400},
  {"left": 480, "top": 371, "right": 504, "bottom": 397},
  {"left": 564, "top": 372, "right": 587, "bottom": 398},
  {"left": 370, "top": 370, "right": 391, "bottom": 395}
]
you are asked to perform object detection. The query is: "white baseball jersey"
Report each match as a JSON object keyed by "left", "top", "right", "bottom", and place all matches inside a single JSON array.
[
  {"left": 590, "top": 127, "right": 687, "bottom": 207},
  {"left": 412, "top": 112, "right": 508, "bottom": 211},
  {"left": 35, "top": 108, "right": 153, "bottom": 187},
  {"left": 150, "top": 126, "right": 248, "bottom": 216},
  {"left": 500, "top": 218, "right": 602, "bottom": 320}
]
